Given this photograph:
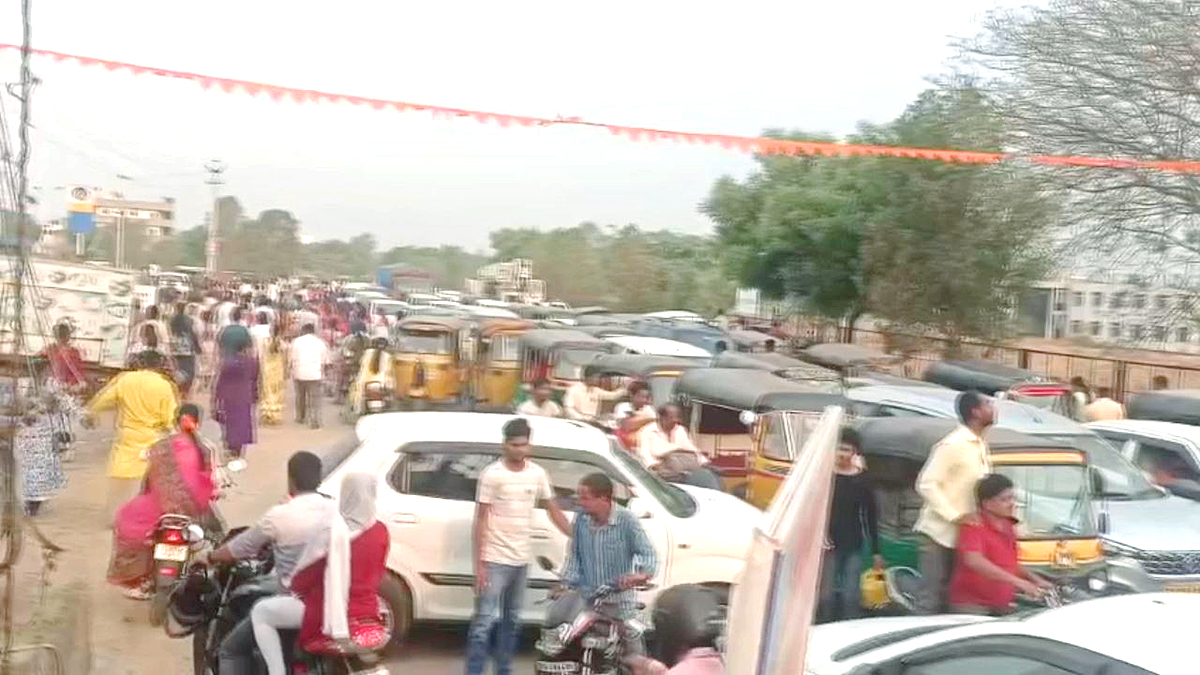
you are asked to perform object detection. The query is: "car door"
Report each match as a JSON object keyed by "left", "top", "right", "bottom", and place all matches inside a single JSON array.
[
  {"left": 380, "top": 448, "right": 494, "bottom": 622},
  {"left": 883, "top": 635, "right": 1154, "bottom": 675}
]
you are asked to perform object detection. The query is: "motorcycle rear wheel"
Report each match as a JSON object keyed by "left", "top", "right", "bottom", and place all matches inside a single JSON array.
[
  {"left": 192, "top": 625, "right": 213, "bottom": 675},
  {"left": 149, "top": 586, "right": 171, "bottom": 627}
]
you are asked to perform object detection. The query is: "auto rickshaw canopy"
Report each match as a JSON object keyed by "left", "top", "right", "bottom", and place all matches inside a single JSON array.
[
  {"left": 396, "top": 315, "right": 471, "bottom": 333},
  {"left": 520, "top": 328, "right": 613, "bottom": 353},
  {"left": 711, "top": 351, "right": 841, "bottom": 383},
  {"left": 799, "top": 343, "right": 898, "bottom": 370},
  {"left": 922, "top": 359, "right": 1061, "bottom": 396},
  {"left": 475, "top": 317, "right": 536, "bottom": 338},
  {"left": 674, "top": 368, "right": 846, "bottom": 412},
  {"left": 584, "top": 354, "right": 709, "bottom": 379},
  {"left": 853, "top": 417, "right": 1082, "bottom": 463},
  {"left": 1127, "top": 389, "right": 1200, "bottom": 426}
]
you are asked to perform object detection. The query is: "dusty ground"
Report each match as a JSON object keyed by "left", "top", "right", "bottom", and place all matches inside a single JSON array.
[{"left": 12, "top": 387, "right": 535, "bottom": 674}]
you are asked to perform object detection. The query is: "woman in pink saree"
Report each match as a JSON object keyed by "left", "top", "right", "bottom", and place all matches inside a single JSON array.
[{"left": 107, "top": 403, "right": 215, "bottom": 599}]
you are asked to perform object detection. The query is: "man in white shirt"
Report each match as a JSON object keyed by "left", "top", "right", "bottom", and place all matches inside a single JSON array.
[
  {"left": 637, "top": 405, "right": 722, "bottom": 490},
  {"left": 289, "top": 323, "right": 329, "bottom": 429},
  {"left": 468, "top": 418, "right": 571, "bottom": 675},
  {"left": 614, "top": 382, "right": 657, "bottom": 433},
  {"left": 514, "top": 380, "right": 563, "bottom": 418},
  {"left": 914, "top": 390, "right": 993, "bottom": 614},
  {"left": 563, "top": 372, "right": 626, "bottom": 421}
]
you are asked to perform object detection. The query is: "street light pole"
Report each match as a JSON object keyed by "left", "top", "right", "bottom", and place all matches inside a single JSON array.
[{"left": 204, "top": 160, "right": 226, "bottom": 274}]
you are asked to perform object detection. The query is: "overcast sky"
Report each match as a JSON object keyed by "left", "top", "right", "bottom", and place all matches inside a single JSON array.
[{"left": 2, "top": 0, "right": 1017, "bottom": 251}]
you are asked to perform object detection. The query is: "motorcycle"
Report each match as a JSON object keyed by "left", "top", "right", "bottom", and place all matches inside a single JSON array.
[
  {"left": 149, "top": 435, "right": 238, "bottom": 626},
  {"left": 534, "top": 556, "right": 652, "bottom": 675},
  {"left": 170, "top": 536, "right": 392, "bottom": 675}
]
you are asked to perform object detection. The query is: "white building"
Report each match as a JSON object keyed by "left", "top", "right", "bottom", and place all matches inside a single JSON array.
[{"left": 1022, "top": 271, "right": 1200, "bottom": 353}]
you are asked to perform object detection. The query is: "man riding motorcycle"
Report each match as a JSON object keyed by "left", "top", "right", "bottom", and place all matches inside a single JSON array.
[
  {"left": 335, "top": 322, "right": 371, "bottom": 402},
  {"left": 195, "top": 451, "right": 335, "bottom": 675},
  {"left": 347, "top": 337, "right": 395, "bottom": 416}
]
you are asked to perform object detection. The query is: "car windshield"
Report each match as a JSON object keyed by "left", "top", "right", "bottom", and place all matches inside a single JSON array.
[
  {"left": 992, "top": 464, "right": 1097, "bottom": 538},
  {"left": 609, "top": 440, "right": 696, "bottom": 518},
  {"left": 395, "top": 330, "right": 453, "bottom": 354},
  {"left": 1042, "top": 434, "right": 1163, "bottom": 500}
]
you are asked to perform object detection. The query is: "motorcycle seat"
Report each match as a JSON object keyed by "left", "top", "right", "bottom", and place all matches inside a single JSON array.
[{"left": 301, "top": 620, "right": 389, "bottom": 656}]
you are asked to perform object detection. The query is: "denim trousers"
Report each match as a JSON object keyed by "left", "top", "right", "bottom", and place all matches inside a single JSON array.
[
  {"left": 818, "top": 547, "right": 863, "bottom": 622},
  {"left": 465, "top": 562, "right": 528, "bottom": 675}
]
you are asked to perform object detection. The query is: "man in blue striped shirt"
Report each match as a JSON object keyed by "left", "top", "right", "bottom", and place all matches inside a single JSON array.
[{"left": 561, "top": 473, "right": 658, "bottom": 656}]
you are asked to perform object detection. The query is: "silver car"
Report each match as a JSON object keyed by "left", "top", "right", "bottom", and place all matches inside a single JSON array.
[{"left": 847, "top": 384, "right": 1200, "bottom": 593}]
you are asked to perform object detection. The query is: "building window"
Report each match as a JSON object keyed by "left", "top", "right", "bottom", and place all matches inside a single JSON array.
[
  {"left": 1070, "top": 320, "right": 1083, "bottom": 335},
  {"left": 1177, "top": 327, "right": 1191, "bottom": 343},
  {"left": 1131, "top": 324, "right": 1145, "bottom": 340},
  {"left": 145, "top": 226, "right": 161, "bottom": 237},
  {"left": 1178, "top": 295, "right": 1195, "bottom": 311},
  {"left": 1091, "top": 321, "right": 1103, "bottom": 337},
  {"left": 1072, "top": 292, "right": 1084, "bottom": 308},
  {"left": 1111, "top": 292, "right": 1126, "bottom": 309},
  {"left": 1092, "top": 292, "right": 1104, "bottom": 308},
  {"left": 1053, "top": 289, "right": 1067, "bottom": 312},
  {"left": 1108, "top": 322, "right": 1120, "bottom": 338},
  {"left": 1133, "top": 294, "right": 1147, "bottom": 309},
  {"left": 1153, "top": 325, "right": 1167, "bottom": 341},
  {"left": 1156, "top": 294, "right": 1169, "bottom": 310}
]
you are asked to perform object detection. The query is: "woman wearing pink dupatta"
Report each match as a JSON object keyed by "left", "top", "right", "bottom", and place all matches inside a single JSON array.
[{"left": 107, "top": 404, "right": 216, "bottom": 599}]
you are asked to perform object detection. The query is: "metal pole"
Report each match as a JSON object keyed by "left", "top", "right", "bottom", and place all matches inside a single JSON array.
[{"left": 204, "top": 160, "right": 226, "bottom": 274}]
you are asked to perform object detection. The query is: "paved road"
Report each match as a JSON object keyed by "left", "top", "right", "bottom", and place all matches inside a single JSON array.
[{"left": 32, "top": 392, "right": 533, "bottom": 674}]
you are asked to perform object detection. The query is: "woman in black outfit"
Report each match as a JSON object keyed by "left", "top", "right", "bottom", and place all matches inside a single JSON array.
[{"left": 817, "top": 427, "right": 883, "bottom": 622}]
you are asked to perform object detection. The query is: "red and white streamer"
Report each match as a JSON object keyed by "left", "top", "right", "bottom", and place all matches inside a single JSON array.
[{"left": 4, "top": 43, "right": 1200, "bottom": 173}]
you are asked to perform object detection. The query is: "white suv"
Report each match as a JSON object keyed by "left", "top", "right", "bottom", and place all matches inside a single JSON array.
[{"left": 318, "top": 412, "right": 761, "bottom": 645}]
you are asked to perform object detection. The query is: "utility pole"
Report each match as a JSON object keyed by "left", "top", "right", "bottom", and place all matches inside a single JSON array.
[{"left": 204, "top": 160, "right": 226, "bottom": 274}]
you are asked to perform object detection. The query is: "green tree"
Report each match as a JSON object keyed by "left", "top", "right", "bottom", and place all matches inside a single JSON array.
[{"left": 702, "top": 131, "right": 874, "bottom": 325}]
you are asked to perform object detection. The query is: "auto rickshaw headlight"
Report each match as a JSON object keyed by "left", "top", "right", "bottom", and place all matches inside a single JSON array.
[{"left": 1087, "top": 572, "right": 1108, "bottom": 593}]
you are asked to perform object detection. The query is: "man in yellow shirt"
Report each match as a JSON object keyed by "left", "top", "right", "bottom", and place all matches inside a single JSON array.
[
  {"left": 86, "top": 351, "right": 179, "bottom": 524},
  {"left": 914, "top": 390, "right": 993, "bottom": 614}
]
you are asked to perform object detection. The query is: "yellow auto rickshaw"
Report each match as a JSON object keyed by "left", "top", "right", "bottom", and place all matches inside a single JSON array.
[
  {"left": 471, "top": 318, "right": 535, "bottom": 409},
  {"left": 519, "top": 328, "right": 616, "bottom": 400},
  {"left": 673, "top": 368, "right": 846, "bottom": 496},
  {"left": 391, "top": 315, "right": 471, "bottom": 409}
]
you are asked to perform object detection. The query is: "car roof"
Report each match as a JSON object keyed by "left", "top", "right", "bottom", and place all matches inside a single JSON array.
[
  {"left": 1087, "top": 418, "right": 1200, "bottom": 442},
  {"left": 521, "top": 328, "right": 612, "bottom": 351},
  {"left": 800, "top": 343, "right": 894, "bottom": 368},
  {"left": 675, "top": 368, "right": 843, "bottom": 410},
  {"left": 1127, "top": 389, "right": 1200, "bottom": 426},
  {"left": 605, "top": 335, "right": 713, "bottom": 357},
  {"left": 847, "top": 385, "right": 1089, "bottom": 436},
  {"left": 354, "top": 412, "right": 611, "bottom": 456},
  {"left": 585, "top": 353, "right": 709, "bottom": 377},
  {"left": 853, "top": 417, "right": 1078, "bottom": 462},
  {"left": 811, "top": 594, "right": 1199, "bottom": 674}
]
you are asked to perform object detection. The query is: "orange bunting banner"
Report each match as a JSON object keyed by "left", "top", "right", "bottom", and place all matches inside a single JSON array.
[{"left": 4, "top": 43, "right": 1200, "bottom": 174}]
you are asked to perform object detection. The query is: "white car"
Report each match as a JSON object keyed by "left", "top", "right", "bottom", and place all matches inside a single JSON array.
[
  {"left": 604, "top": 335, "right": 713, "bottom": 358},
  {"left": 805, "top": 593, "right": 1197, "bottom": 674},
  {"left": 318, "top": 412, "right": 760, "bottom": 644},
  {"left": 1087, "top": 419, "right": 1200, "bottom": 485}
]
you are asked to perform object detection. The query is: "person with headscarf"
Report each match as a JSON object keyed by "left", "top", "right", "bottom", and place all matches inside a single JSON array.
[{"left": 249, "top": 472, "right": 389, "bottom": 674}]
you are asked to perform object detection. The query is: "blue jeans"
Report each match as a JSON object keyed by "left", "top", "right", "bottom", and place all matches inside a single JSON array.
[
  {"left": 818, "top": 547, "right": 863, "bottom": 622},
  {"left": 465, "top": 562, "right": 528, "bottom": 675}
]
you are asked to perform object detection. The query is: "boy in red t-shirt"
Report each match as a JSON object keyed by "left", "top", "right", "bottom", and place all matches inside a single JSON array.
[{"left": 948, "top": 473, "right": 1053, "bottom": 615}]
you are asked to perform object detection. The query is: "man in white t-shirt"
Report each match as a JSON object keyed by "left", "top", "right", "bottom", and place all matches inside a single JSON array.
[
  {"left": 467, "top": 418, "right": 571, "bottom": 675},
  {"left": 289, "top": 323, "right": 329, "bottom": 429},
  {"left": 514, "top": 380, "right": 563, "bottom": 418}
]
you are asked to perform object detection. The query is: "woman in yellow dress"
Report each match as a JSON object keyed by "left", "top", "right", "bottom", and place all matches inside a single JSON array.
[{"left": 258, "top": 323, "right": 287, "bottom": 425}]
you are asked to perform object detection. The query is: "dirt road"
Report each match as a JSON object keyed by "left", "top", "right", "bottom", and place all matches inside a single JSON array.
[{"left": 26, "top": 398, "right": 535, "bottom": 674}]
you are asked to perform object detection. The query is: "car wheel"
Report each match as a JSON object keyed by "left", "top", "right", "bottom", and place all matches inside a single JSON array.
[{"left": 378, "top": 573, "right": 414, "bottom": 650}]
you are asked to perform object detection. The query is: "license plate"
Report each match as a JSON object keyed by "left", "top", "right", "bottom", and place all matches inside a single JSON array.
[
  {"left": 1163, "top": 582, "right": 1200, "bottom": 593},
  {"left": 153, "top": 543, "right": 189, "bottom": 562}
]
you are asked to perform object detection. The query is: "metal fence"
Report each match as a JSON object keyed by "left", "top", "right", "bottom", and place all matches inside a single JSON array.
[{"left": 786, "top": 317, "right": 1200, "bottom": 401}]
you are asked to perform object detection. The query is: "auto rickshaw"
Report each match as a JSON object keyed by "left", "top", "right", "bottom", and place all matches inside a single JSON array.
[
  {"left": 519, "top": 329, "right": 616, "bottom": 399},
  {"left": 798, "top": 343, "right": 902, "bottom": 375},
  {"left": 673, "top": 368, "right": 846, "bottom": 495},
  {"left": 923, "top": 359, "right": 1072, "bottom": 416},
  {"left": 391, "top": 315, "right": 471, "bottom": 409},
  {"left": 725, "top": 329, "right": 778, "bottom": 353},
  {"left": 470, "top": 318, "right": 535, "bottom": 409},
  {"left": 584, "top": 354, "right": 708, "bottom": 408},
  {"left": 711, "top": 351, "right": 842, "bottom": 388},
  {"left": 854, "top": 417, "right": 1105, "bottom": 595},
  {"left": 1126, "top": 389, "right": 1200, "bottom": 425}
]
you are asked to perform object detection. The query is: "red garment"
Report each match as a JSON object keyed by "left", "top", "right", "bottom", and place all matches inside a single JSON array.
[
  {"left": 44, "top": 343, "right": 87, "bottom": 387},
  {"left": 289, "top": 520, "right": 390, "bottom": 649},
  {"left": 948, "top": 515, "right": 1020, "bottom": 609}
]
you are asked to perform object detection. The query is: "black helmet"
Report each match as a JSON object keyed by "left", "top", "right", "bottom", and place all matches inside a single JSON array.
[
  {"left": 165, "top": 569, "right": 218, "bottom": 637},
  {"left": 651, "top": 585, "right": 723, "bottom": 666}
]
